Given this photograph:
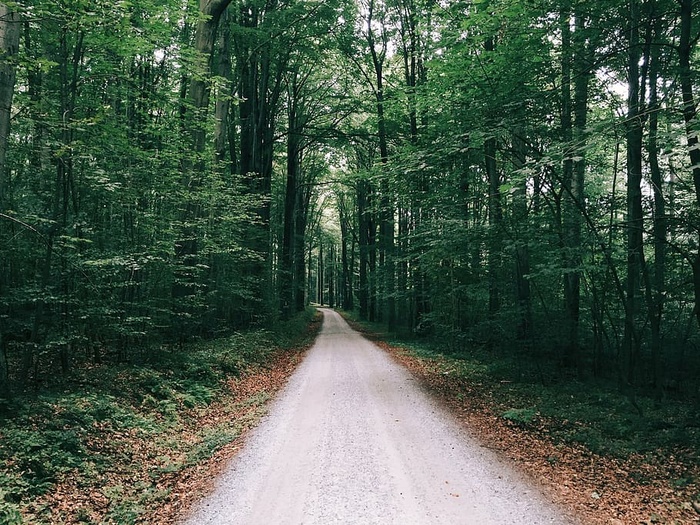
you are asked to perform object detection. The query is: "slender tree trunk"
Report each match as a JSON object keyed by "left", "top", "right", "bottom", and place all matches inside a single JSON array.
[
  {"left": 560, "top": 3, "right": 580, "bottom": 366},
  {"left": 484, "top": 34, "right": 501, "bottom": 317},
  {"left": 328, "top": 244, "right": 335, "bottom": 308},
  {"left": 512, "top": 132, "right": 532, "bottom": 342},
  {"left": 358, "top": 180, "right": 370, "bottom": 319},
  {"left": 641, "top": 8, "right": 665, "bottom": 389},
  {"left": 294, "top": 181, "right": 311, "bottom": 312},
  {"left": 624, "top": 0, "right": 644, "bottom": 385},
  {"left": 562, "top": 9, "right": 591, "bottom": 372},
  {"left": 339, "top": 193, "right": 354, "bottom": 310},
  {"left": 234, "top": 3, "right": 285, "bottom": 316},
  {"left": 189, "top": 0, "right": 233, "bottom": 157},
  {"left": 485, "top": 131, "right": 501, "bottom": 316},
  {"left": 174, "top": 0, "right": 233, "bottom": 309},
  {"left": 0, "top": 7, "right": 21, "bottom": 384},
  {"left": 318, "top": 241, "right": 324, "bottom": 306}
]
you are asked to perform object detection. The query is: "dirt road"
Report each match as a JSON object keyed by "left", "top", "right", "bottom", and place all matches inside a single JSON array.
[{"left": 183, "top": 308, "right": 578, "bottom": 524}]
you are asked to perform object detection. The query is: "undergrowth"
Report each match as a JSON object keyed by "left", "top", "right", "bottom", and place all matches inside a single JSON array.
[{"left": 0, "top": 307, "right": 319, "bottom": 524}]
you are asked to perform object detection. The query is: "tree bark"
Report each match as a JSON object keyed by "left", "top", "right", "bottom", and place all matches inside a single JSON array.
[
  {"left": 512, "top": 132, "right": 532, "bottom": 342},
  {"left": 677, "top": 0, "right": 700, "bottom": 328},
  {"left": 280, "top": 70, "right": 302, "bottom": 318},
  {"left": 0, "top": 4, "right": 20, "bottom": 205},
  {"left": 367, "top": 0, "right": 395, "bottom": 329},
  {"left": 624, "top": 0, "right": 644, "bottom": 384},
  {"left": 358, "top": 179, "right": 371, "bottom": 320},
  {"left": 484, "top": 34, "right": 501, "bottom": 317}
]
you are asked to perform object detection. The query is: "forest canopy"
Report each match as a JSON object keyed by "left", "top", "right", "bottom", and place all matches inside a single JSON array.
[{"left": 1, "top": 0, "right": 700, "bottom": 397}]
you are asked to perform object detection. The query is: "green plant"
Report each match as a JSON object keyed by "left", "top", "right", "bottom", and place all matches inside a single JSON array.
[{"left": 502, "top": 407, "right": 538, "bottom": 426}]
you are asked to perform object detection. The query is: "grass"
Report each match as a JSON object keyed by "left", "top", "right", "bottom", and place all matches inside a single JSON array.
[{"left": 0, "top": 307, "right": 319, "bottom": 524}]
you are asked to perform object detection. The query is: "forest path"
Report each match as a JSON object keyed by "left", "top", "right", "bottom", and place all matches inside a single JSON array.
[{"left": 182, "top": 308, "right": 578, "bottom": 525}]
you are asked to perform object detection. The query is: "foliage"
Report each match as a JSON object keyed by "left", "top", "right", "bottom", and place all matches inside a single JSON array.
[{"left": 0, "top": 308, "right": 318, "bottom": 523}]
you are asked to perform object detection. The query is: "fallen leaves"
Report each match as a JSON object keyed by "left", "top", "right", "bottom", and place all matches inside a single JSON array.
[
  {"left": 22, "top": 312, "right": 323, "bottom": 525},
  {"left": 379, "top": 340, "right": 700, "bottom": 525}
]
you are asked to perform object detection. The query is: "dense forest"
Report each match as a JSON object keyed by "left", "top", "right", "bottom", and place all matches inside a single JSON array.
[{"left": 1, "top": 0, "right": 700, "bottom": 398}]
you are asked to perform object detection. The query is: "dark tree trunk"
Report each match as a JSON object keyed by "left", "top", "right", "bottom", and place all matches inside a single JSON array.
[
  {"left": 485, "top": 132, "right": 501, "bottom": 316},
  {"left": 367, "top": 0, "right": 395, "bottom": 329},
  {"left": 624, "top": 0, "right": 645, "bottom": 384},
  {"left": 280, "top": 72, "right": 302, "bottom": 319},
  {"left": 484, "top": 35, "right": 501, "bottom": 317},
  {"left": 512, "top": 132, "right": 532, "bottom": 342},
  {"left": 358, "top": 180, "right": 370, "bottom": 319},
  {"left": 678, "top": 0, "right": 700, "bottom": 328},
  {"left": 0, "top": 4, "right": 20, "bottom": 205}
]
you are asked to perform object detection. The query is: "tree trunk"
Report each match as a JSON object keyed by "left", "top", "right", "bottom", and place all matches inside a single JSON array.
[
  {"left": 358, "top": 180, "right": 370, "bottom": 319},
  {"left": 339, "top": 192, "right": 354, "bottom": 310},
  {"left": 213, "top": 9, "right": 233, "bottom": 167},
  {"left": 677, "top": 0, "right": 700, "bottom": 328},
  {"left": 484, "top": 35, "right": 501, "bottom": 317},
  {"left": 367, "top": 1, "right": 395, "bottom": 329},
  {"left": 512, "top": 132, "right": 532, "bottom": 342},
  {"left": 280, "top": 72, "right": 301, "bottom": 319},
  {"left": 561, "top": 8, "right": 591, "bottom": 371},
  {"left": 318, "top": 241, "right": 324, "bottom": 306},
  {"left": 643, "top": 7, "right": 665, "bottom": 389},
  {"left": 0, "top": 3, "right": 19, "bottom": 205},
  {"left": 485, "top": 131, "right": 501, "bottom": 316},
  {"left": 174, "top": 0, "right": 233, "bottom": 308},
  {"left": 560, "top": 3, "right": 578, "bottom": 365},
  {"left": 624, "top": 0, "right": 644, "bottom": 385},
  {"left": 294, "top": 179, "right": 312, "bottom": 312}
]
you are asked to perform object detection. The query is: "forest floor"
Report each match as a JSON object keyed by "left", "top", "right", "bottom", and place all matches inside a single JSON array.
[
  {"left": 3, "top": 306, "right": 698, "bottom": 524},
  {"left": 0, "top": 309, "right": 322, "bottom": 524},
  {"left": 343, "top": 316, "right": 700, "bottom": 525}
]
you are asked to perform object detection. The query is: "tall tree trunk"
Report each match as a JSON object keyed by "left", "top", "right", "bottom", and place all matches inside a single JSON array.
[
  {"left": 560, "top": 3, "right": 578, "bottom": 365},
  {"left": 318, "top": 241, "right": 324, "bottom": 305},
  {"left": 339, "top": 192, "right": 354, "bottom": 310},
  {"left": 485, "top": 134, "right": 501, "bottom": 316},
  {"left": 213, "top": 9, "right": 233, "bottom": 167},
  {"left": 0, "top": 6, "right": 21, "bottom": 386},
  {"left": 367, "top": 0, "right": 395, "bottom": 329},
  {"left": 280, "top": 71, "right": 302, "bottom": 318},
  {"left": 235, "top": 2, "right": 285, "bottom": 316},
  {"left": 561, "top": 8, "right": 591, "bottom": 371},
  {"left": 0, "top": 3, "right": 19, "bottom": 205},
  {"left": 174, "top": 0, "right": 233, "bottom": 308},
  {"left": 397, "top": 0, "right": 421, "bottom": 330},
  {"left": 328, "top": 244, "right": 335, "bottom": 308},
  {"left": 677, "top": 0, "right": 700, "bottom": 328},
  {"left": 484, "top": 35, "right": 501, "bottom": 317},
  {"left": 357, "top": 180, "right": 371, "bottom": 320},
  {"left": 512, "top": 132, "right": 532, "bottom": 342},
  {"left": 646, "top": 11, "right": 665, "bottom": 389},
  {"left": 294, "top": 180, "right": 312, "bottom": 312},
  {"left": 624, "top": 0, "right": 645, "bottom": 385},
  {"left": 189, "top": 0, "right": 234, "bottom": 157}
]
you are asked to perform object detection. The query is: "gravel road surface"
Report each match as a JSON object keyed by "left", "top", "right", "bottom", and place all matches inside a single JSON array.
[{"left": 183, "top": 308, "right": 578, "bottom": 525}]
